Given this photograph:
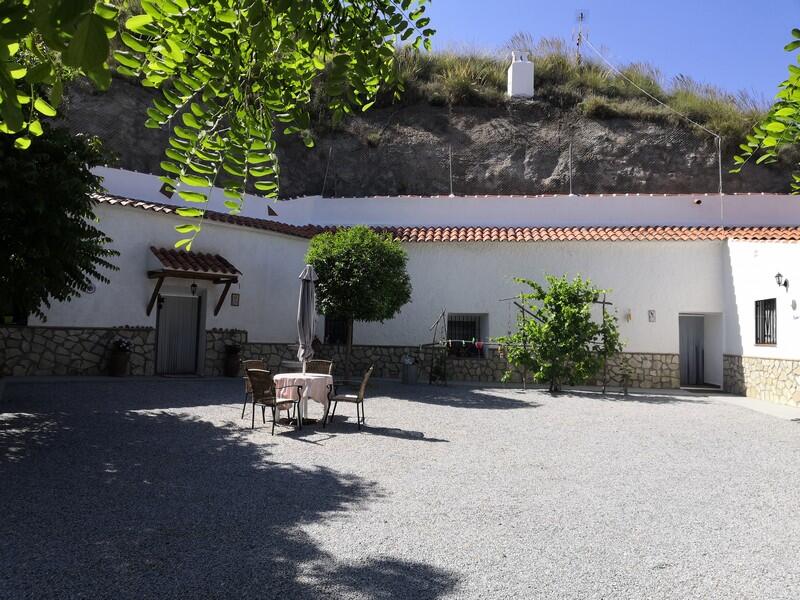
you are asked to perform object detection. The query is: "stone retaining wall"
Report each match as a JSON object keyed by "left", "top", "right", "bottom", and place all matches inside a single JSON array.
[
  {"left": 204, "top": 329, "right": 248, "bottom": 376},
  {"left": 724, "top": 354, "right": 800, "bottom": 406},
  {"left": 1, "top": 325, "right": 682, "bottom": 389},
  {"left": 1, "top": 326, "right": 156, "bottom": 376},
  {"left": 590, "top": 352, "right": 681, "bottom": 389},
  {"left": 238, "top": 343, "right": 679, "bottom": 388}
]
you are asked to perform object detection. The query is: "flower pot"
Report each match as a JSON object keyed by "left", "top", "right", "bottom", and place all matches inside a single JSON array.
[
  {"left": 223, "top": 349, "right": 241, "bottom": 377},
  {"left": 109, "top": 350, "right": 130, "bottom": 377}
]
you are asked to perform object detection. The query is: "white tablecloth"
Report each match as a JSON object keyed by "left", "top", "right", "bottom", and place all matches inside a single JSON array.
[{"left": 274, "top": 372, "right": 332, "bottom": 419}]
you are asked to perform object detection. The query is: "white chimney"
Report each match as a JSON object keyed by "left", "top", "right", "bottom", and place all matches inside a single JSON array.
[{"left": 507, "top": 51, "right": 534, "bottom": 98}]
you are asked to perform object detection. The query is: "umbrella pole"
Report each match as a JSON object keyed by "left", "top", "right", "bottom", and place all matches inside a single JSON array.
[{"left": 345, "top": 318, "right": 353, "bottom": 382}]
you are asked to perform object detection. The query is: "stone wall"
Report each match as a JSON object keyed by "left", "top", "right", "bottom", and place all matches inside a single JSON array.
[
  {"left": 203, "top": 329, "right": 248, "bottom": 376},
  {"left": 238, "top": 342, "right": 679, "bottom": 388},
  {"left": 724, "top": 354, "right": 800, "bottom": 406},
  {"left": 1, "top": 325, "right": 682, "bottom": 389},
  {"left": 591, "top": 352, "right": 681, "bottom": 389},
  {"left": 1, "top": 326, "right": 156, "bottom": 376}
]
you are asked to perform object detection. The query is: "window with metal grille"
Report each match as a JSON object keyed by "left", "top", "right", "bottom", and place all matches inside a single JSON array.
[
  {"left": 755, "top": 298, "right": 776, "bottom": 345},
  {"left": 324, "top": 317, "right": 348, "bottom": 345},
  {"left": 447, "top": 314, "right": 485, "bottom": 358}
]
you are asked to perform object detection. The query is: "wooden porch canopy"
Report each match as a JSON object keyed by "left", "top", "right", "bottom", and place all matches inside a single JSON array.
[{"left": 146, "top": 246, "right": 241, "bottom": 316}]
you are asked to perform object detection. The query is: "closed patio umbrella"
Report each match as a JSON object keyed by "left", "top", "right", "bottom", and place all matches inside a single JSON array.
[{"left": 297, "top": 264, "right": 318, "bottom": 363}]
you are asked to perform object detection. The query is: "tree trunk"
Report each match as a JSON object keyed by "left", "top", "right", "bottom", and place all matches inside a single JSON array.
[{"left": 345, "top": 318, "right": 354, "bottom": 382}]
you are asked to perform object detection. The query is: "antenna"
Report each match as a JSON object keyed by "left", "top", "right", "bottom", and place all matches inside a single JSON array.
[{"left": 574, "top": 10, "right": 587, "bottom": 66}]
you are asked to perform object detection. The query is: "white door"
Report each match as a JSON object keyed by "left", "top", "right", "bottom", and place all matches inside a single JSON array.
[{"left": 156, "top": 295, "right": 201, "bottom": 375}]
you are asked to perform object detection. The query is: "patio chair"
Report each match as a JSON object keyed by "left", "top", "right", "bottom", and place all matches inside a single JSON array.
[
  {"left": 303, "top": 359, "right": 334, "bottom": 375},
  {"left": 246, "top": 368, "right": 303, "bottom": 434},
  {"left": 241, "top": 359, "right": 268, "bottom": 419},
  {"left": 323, "top": 365, "right": 373, "bottom": 430}
]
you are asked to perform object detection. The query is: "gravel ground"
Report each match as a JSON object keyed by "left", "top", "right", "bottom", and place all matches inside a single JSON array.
[{"left": 2, "top": 379, "right": 800, "bottom": 599}]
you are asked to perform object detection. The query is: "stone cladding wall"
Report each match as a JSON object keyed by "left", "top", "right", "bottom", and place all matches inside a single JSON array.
[
  {"left": 203, "top": 329, "right": 248, "bottom": 376},
  {"left": 1, "top": 326, "right": 155, "bottom": 376},
  {"left": 1, "top": 325, "right": 682, "bottom": 390},
  {"left": 589, "top": 353, "right": 681, "bottom": 389},
  {"left": 724, "top": 354, "right": 800, "bottom": 406}
]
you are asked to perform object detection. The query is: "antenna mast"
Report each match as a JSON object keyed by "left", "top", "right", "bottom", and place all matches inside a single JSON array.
[{"left": 575, "top": 10, "right": 586, "bottom": 66}]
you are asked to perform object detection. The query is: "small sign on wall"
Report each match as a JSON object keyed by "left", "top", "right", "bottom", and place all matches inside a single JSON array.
[
  {"left": 648, "top": 309, "right": 656, "bottom": 323},
  {"left": 230, "top": 293, "right": 240, "bottom": 307}
]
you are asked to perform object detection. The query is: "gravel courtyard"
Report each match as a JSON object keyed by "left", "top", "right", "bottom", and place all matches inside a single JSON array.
[{"left": 3, "top": 379, "right": 800, "bottom": 599}]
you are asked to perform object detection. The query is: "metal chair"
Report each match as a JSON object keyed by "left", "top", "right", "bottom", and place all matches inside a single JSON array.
[
  {"left": 323, "top": 366, "right": 373, "bottom": 430},
  {"left": 241, "top": 359, "right": 268, "bottom": 419},
  {"left": 246, "top": 368, "right": 303, "bottom": 434},
  {"left": 303, "top": 359, "right": 334, "bottom": 375}
]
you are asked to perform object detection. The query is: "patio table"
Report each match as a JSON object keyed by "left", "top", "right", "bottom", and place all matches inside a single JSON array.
[{"left": 274, "top": 372, "right": 332, "bottom": 422}]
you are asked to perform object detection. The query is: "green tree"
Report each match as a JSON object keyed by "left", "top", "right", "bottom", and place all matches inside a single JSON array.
[
  {"left": 305, "top": 225, "right": 412, "bottom": 379},
  {"left": 0, "top": 1, "right": 435, "bottom": 247},
  {"left": 495, "top": 275, "right": 622, "bottom": 393},
  {"left": 0, "top": 1, "right": 120, "bottom": 148},
  {"left": 734, "top": 28, "right": 800, "bottom": 189},
  {"left": 0, "top": 126, "right": 118, "bottom": 321}
]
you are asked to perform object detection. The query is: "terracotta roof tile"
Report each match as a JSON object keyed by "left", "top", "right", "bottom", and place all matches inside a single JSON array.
[
  {"left": 94, "top": 192, "right": 800, "bottom": 243},
  {"left": 150, "top": 246, "right": 240, "bottom": 276}
]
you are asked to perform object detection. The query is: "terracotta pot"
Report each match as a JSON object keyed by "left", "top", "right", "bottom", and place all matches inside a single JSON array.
[
  {"left": 223, "top": 351, "right": 241, "bottom": 377},
  {"left": 109, "top": 350, "right": 130, "bottom": 377}
]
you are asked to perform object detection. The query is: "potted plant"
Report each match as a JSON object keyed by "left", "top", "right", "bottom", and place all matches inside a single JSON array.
[
  {"left": 109, "top": 336, "right": 133, "bottom": 377},
  {"left": 224, "top": 343, "right": 242, "bottom": 377},
  {"left": 0, "top": 364, "right": 7, "bottom": 402}
]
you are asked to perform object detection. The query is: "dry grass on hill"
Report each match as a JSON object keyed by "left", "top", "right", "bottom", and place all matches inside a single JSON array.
[{"left": 379, "top": 35, "right": 767, "bottom": 142}]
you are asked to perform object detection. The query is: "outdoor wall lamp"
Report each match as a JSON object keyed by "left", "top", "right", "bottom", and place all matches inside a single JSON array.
[
  {"left": 775, "top": 273, "right": 789, "bottom": 290},
  {"left": 190, "top": 282, "right": 198, "bottom": 296}
]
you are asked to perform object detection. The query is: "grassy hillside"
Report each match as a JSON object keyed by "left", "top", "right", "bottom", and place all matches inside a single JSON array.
[{"left": 372, "top": 37, "right": 765, "bottom": 142}]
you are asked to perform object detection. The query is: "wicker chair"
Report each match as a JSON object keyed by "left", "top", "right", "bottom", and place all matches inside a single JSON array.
[
  {"left": 303, "top": 359, "right": 334, "bottom": 375},
  {"left": 246, "top": 368, "right": 303, "bottom": 434},
  {"left": 241, "top": 359, "right": 268, "bottom": 419},
  {"left": 323, "top": 365, "right": 373, "bottom": 430}
]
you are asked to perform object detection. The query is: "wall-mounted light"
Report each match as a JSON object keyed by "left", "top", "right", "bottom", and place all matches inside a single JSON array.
[
  {"left": 190, "top": 282, "right": 198, "bottom": 296},
  {"left": 775, "top": 273, "right": 789, "bottom": 291}
]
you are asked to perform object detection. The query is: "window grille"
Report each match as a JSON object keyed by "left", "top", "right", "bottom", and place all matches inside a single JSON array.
[
  {"left": 755, "top": 298, "right": 776, "bottom": 345},
  {"left": 447, "top": 314, "right": 484, "bottom": 358},
  {"left": 324, "top": 317, "right": 348, "bottom": 345}
]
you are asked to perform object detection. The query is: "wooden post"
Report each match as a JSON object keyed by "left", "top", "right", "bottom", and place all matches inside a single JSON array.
[
  {"left": 214, "top": 280, "right": 233, "bottom": 316},
  {"left": 146, "top": 276, "right": 165, "bottom": 316}
]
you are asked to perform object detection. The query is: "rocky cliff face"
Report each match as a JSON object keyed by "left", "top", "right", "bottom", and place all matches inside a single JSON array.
[{"left": 61, "top": 76, "right": 793, "bottom": 199}]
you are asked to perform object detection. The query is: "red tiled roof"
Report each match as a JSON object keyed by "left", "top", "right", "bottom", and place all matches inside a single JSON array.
[
  {"left": 381, "top": 225, "right": 800, "bottom": 242},
  {"left": 94, "top": 193, "right": 320, "bottom": 239},
  {"left": 150, "top": 246, "right": 240, "bottom": 275},
  {"left": 94, "top": 193, "right": 800, "bottom": 243}
]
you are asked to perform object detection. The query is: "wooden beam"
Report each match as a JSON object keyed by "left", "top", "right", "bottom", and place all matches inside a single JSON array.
[
  {"left": 214, "top": 280, "right": 233, "bottom": 316},
  {"left": 146, "top": 276, "right": 165, "bottom": 316},
  {"left": 147, "top": 269, "right": 238, "bottom": 283}
]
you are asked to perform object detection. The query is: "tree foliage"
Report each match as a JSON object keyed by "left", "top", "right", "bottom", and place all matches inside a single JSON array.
[
  {"left": 116, "top": 0, "right": 435, "bottom": 250},
  {"left": 0, "top": 1, "right": 435, "bottom": 248},
  {"left": 495, "top": 275, "right": 623, "bottom": 393},
  {"left": 306, "top": 225, "right": 411, "bottom": 376},
  {"left": 0, "top": 1, "right": 119, "bottom": 148},
  {"left": 306, "top": 225, "right": 412, "bottom": 323},
  {"left": 0, "top": 126, "right": 118, "bottom": 321},
  {"left": 734, "top": 27, "right": 800, "bottom": 189}
]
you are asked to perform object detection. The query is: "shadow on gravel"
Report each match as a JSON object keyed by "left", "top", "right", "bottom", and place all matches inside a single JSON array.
[
  {"left": 392, "top": 385, "right": 539, "bottom": 410},
  {"left": 0, "top": 381, "right": 459, "bottom": 599},
  {"left": 561, "top": 390, "right": 710, "bottom": 405},
  {"left": 319, "top": 417, "right": 449, "bottom": 443}
]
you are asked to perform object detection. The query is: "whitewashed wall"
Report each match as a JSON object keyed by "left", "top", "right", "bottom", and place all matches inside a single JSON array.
[
  {"left": 35, "top": 204, "right": 309, "bottom": 342},
  {"left": 354, "top": 240, "right": 724, "bottom": 353},
  {"left": 723, "top": 240, "right": 800, "bottom": 360},
  {"left": 36, "top": 200, "right": 800, "bottom": 377},
  {"left": 95, "top": 167, "right": 800, "bottom": 228},
  {"left": 38, "top": 203, "right": 725, "bottom": 355}
]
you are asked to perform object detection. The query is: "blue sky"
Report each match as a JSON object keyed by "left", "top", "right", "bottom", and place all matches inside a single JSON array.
[{"left": 425, "top": 0, "right": 799, "bottom": 101}]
